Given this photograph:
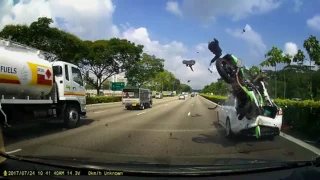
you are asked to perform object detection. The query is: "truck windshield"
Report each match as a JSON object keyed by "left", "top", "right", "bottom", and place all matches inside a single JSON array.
[{"left": 122, "top": 89, "right": 139, "bottom": 98}]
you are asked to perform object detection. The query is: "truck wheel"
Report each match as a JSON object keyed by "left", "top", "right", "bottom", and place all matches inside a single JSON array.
[
  {"left": 149, "top": 102, "right": 153, "bottom": 108},
  {"left": 140, "top": 104, "right": 145, "bottom": 110},
  {"left": 64, "top": 104, "right": 80, "bottom": 129}
]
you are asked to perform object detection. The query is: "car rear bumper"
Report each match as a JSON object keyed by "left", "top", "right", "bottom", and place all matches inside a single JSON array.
[{"left": 240, "top": 126, "right": 280, "bottom": 137}]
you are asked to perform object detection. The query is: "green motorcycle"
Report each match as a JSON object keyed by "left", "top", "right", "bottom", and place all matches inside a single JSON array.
[{"left": 215, "top": 54, "right": 277, "bottom": 121}]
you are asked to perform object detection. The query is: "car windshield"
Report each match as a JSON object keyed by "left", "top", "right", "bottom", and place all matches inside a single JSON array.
[{"left": 1, "top": 0, "right": 320, "bottom": 176}]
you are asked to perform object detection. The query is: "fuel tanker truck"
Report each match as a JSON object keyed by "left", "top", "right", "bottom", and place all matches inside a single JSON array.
[{"left": 0, "top": 38, "right": 86, "bottom": 130}]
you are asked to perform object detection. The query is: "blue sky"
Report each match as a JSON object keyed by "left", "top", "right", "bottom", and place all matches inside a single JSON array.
[
  {"left": 113, "top": 0, "right": 320, "bottom": 67},
  {"left": 1, "top": 0, "right": 320, "bottom": 89}
]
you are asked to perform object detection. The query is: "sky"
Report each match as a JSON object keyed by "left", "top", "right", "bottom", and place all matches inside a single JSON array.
[{"left": 0, "top": 0, "right": 320, "bottom": 89}]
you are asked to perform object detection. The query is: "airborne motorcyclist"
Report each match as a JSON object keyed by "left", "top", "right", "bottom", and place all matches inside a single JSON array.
[{"left": 208, "top": 38, "right": 222, "bottom": 66}]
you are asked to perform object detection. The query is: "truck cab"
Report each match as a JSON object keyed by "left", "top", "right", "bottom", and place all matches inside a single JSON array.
[{"left": 52, "top": 61, "right": 86, "bottom": 116}]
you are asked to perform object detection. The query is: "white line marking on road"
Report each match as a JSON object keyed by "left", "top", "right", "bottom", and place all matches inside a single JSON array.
[
  {"left": 6, "top": 149, "right": 22, "bottom": 154},
  {"left": 188, "top": 112, "right": 191, "bottom": 116},
  {"left": 94, "top": 110, "right": 108, "bottom": 114},
  {"left": 137, "top": 111, "right": 147, "bottom": 115},
  {"left": 280, "top": 132, "right": 320, "bottom": 155},
  {"left": 191, "top": 104, "right": 193, "bottom": 106},
  {"left": 164, "top": 104, "right": 168, "bottom": 106},
  {"left": 87, "top": 102, "right": 122, "bottom": 107}
]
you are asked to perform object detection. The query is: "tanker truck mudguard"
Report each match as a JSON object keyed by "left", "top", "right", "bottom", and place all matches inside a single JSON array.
[{"left": 0, "top": 37, "right": 86, "bottom": 130}]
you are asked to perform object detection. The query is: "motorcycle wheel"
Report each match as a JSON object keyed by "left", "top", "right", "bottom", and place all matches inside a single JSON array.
[{"left": 216, "top": 58, "right": 236, "bottom": 84}]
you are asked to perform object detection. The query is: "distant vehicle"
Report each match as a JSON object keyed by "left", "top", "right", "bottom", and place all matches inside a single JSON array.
[
  {"left": 122, "top": 88, "right": 152, "bottom": 110},
  {"left": 155, "top": 92, "right": 163, "bottom": 99},
  {"left": 178, "top": 94, "right": 185, "bottom": 100},
  {"left": 217, "top": 94, "right": 282, "bottom": 140},
  {"left": 191, "top": 94, "right": 195, "bottom": 97}
]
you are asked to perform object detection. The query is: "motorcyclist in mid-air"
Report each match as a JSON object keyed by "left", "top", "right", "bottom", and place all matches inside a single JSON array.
[{"left": 207, "top": 38, "right": 222, "bottom": 73}]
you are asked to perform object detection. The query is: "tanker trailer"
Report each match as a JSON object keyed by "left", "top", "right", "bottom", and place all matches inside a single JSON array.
[{"left": 0, "top": 38, "right": 87, "bottom": 130}]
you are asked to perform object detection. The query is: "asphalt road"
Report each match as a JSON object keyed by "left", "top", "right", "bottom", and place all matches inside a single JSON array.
[{"left": 2, "top": 96, "right": 318, "bottom": 165}]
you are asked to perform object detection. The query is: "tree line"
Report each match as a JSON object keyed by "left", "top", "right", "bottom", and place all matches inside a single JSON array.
[
  {"left": 0, "top": 17, "right": 192, "bottom": 94},
  {"left": 201, "top": 35, "right": 320, "bottom": 100}
]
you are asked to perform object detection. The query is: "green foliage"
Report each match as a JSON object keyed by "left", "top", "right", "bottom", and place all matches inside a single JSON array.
[
  {"left": 201, "top": 78, "right": 229, "bottom": 95},
  {"left": 200, "top": 94, "right": 227, "bottom": 104},
  {"left": 260, "top": 46, "right": 284, "bottom": 70},
  {"left": 125, "top": 53, "right": 164, "bottom": 87},
  {"left": 86, "top": 96, "right": 122, "bottom": 104},
  {"left": 303, "top": 35, "right": 320, "bottom": 65},
  {"left": 0, "top": 17, "right": 86, "bottom": 63}
]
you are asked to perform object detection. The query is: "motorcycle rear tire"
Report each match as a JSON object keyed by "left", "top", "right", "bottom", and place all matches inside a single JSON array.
[{"left": 216, "top": 58, "right": 236, "bottom": 84}]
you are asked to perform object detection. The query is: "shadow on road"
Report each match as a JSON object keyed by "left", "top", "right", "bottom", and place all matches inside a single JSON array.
[
  {"left": 193, "top": 121, "right": 276, "bottom": 147},
  {"left": 2, "top": 119, "right": 95, "bottom": 146}
]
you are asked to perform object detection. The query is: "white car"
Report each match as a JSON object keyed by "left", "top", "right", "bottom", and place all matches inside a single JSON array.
[
  {"left": 178, "top": 94, "right": 185, "bottom": 100},
  {"left": 217, "top": 95, "right": 283, "bottom": 140},
  {"left": 155, "top": 92, "right": 163, "bottom": 99}
]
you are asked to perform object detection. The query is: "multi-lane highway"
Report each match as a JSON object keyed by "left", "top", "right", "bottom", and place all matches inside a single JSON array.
[{"left": 2, "top": 96, "right": 318, "bottom": 165}]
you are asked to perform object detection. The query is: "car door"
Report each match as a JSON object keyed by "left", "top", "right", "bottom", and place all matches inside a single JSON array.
[
  {"left": 219, "top": 97, "right": 230, "bottom": 127},
  {"left": 70, "top": 65, "right": 86, "bottom": 101},
  {"left": 220, "top": 96, "right": 234, "bottom": 127}
]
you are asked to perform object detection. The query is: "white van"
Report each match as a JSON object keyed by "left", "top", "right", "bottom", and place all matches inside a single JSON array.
[
  {"left": 217, "top": 95, "right": 283, "bottom": 140},
  {"left": 155, "top": 92, "right": 163, "bottom": 99}
]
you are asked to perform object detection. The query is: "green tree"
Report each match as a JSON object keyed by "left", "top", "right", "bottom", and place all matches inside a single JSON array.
[
  {"left": 0, "top": 17, "right": 86, "bottom": 63},
  {"left": 79, "top": 38, "right": 143, "bottom": 94},
  {"left": 179, "top": 84, "right": 192, "bottom": 93},
  {"left": 125, "top": 53, "right": 164, "bottom": 87},
  {"left": 260, "top": 46, "right": 284, "bottom": 98},
  {"left": 303, "top": 35, "right": 320, "bottom": 99},
  {"left": 303, "top": 35, "right": 320, "bottom": 65},
  {"left": 293, "top": 49, "right": 305, "bottom": 65}
]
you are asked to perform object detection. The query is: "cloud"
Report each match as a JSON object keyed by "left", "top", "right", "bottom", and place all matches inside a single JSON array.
[
  {"left": 0, "top": 0, "right": 120, "bottom": 40},
  {"left": 307, "top": 15, "right": 320, "bottom": 32},
  {"left": 166, "top": 1, "right": 183, "bottom": 17},
  {"left": 293, "top": 0, "right": 303, "bottom": 12},
  {"left": 226, "top": 24, "right": 267, "bottom": 58},
  {"left": 284, "top": 42, "right": 298, "bottom": 56},
  {"left": 0, "top": 0, "right": 217, "bottom": 89},
  {"left": 169, "top": 0, "right": 281, "bottom": 21},
  {"left": 121, "top": 27, "right": 217, "bottom": 89}
]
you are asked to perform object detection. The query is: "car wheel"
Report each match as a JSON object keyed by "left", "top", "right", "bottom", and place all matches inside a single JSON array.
[{"left": 226, "top": 118, "right": 233, "bottom": 138}]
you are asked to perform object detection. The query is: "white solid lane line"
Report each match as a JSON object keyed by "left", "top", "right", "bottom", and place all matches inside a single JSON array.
[
  {"left": 280, "top": 132, "right": 320, "bottom": 155},
  {"left": 94, "top": 110, "right": 109, "bottom": 114},
  {"left": 137, "top": 111, "right": 147, "bottom": 115},
  {"left": 6, "top": 149, "right": 22, "bottom": 154},
  {"left": 188, "top": 112, "right": 191, "bottom": 116},
  {"left": 164, "top": 104, "right": 168, "bottom": 106}
]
